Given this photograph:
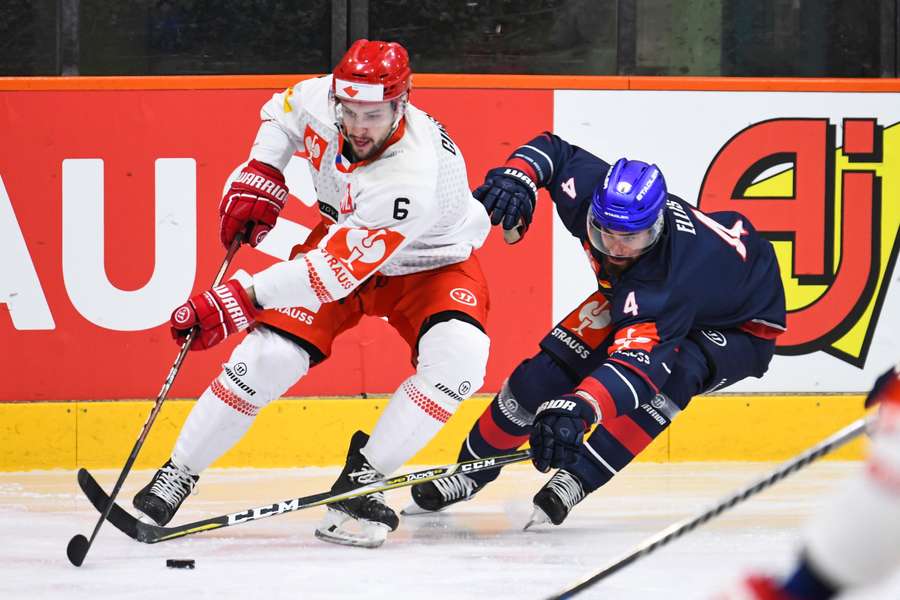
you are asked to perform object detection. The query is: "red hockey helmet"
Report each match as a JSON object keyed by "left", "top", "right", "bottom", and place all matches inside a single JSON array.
[{"left": 332, "top": 39, "right": 412, "bottom": 103}]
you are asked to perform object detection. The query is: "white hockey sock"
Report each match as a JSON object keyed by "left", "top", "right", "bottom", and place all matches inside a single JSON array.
[
  {"left": 362, "top": 374, "right": 458, "bottom": 475},
  {"left": 172, "top": 379, "right": 259, "bottom": 474},
  {"left": 171, "top": 327, "right": 311, "bottom": 474}
]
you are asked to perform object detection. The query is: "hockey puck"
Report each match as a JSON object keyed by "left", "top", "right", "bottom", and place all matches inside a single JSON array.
[{"left": 166, "top": 559, "right": 196, "bottom": 569}]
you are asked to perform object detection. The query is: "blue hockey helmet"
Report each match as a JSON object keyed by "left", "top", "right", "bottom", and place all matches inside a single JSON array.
[{"left": 587, "top": 158, "right": 667, "bottom": 258}]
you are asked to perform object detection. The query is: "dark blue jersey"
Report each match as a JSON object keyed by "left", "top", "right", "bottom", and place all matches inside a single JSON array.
[{"left": 509, "top": 132, "right": 787, "bottom": 417}]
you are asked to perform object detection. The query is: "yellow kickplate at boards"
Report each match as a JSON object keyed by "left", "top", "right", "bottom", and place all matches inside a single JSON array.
[{"left": 0, "top": 394, "right": 867, "bottom": 471}]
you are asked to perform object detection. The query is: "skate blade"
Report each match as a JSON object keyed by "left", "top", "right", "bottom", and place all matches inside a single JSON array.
[
  {"left": 314, "top": 524, "right": 388, "bottom": 548},
  {"left": 314, "top": 508, "right": 389, "bottom": 548},
  {"left": 400, "top": 501, "right": 443, "bottom": 516},
  {"left": 135, "top": 509, "right": 163, "bottom": 526},
  {"left": 523, "top": 505, "right": 552, "bottom": 531}
]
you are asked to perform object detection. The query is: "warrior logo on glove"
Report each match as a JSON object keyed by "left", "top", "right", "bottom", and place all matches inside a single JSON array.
[
  {"left": 173, "top": 306, "right": 192, "bottom": 326},
  {"left": 219, "top": 159, "right": 289, "bottom": 248},
  {"left": 170, "top": 280, "right": 258, "bottom": 350}
]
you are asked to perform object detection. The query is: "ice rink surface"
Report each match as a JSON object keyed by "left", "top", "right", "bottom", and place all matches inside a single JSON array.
[{"left": 2, "top": 462, "right": 898, "bottom": 599}]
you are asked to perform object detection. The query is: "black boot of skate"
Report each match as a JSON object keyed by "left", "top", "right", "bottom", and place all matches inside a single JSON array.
[
  {"left": 404, "top": 473, "right": 486, "bottom": 514},
  {"left": 524, "top": 469, "right": 586, "bottom": 529},
  {"left": 132, "top": 459, "right": 199, "bottom": 526},
  {"left": 315, "top": 430, "right": 399, "bottom": 548}
]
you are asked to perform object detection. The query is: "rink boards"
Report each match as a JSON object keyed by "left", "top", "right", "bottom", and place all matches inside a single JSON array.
[
  {"left": 0, "top": 75, "right": 894, "bottom": 469},
  {"left": 0, "top": 394, "right": 867, "bottom": 470}
]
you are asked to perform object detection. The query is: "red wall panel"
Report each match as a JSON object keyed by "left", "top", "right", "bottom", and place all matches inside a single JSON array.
[{"left": 0, "top": 87, "right": 553, "bottom": 400}]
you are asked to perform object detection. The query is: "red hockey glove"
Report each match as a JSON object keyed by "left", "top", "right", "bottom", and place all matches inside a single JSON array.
[
  {"left": 219, "top": 159, "right": 288, "bottom": 248},
  {"left": 529, "top": 394, "right": 598, "bottom": 473},
  {"left": 170, "top": 279, "right": 258, "bottom": 350},
  {"left": 865, "top": 364, "right": 900, "bottom": 408}
]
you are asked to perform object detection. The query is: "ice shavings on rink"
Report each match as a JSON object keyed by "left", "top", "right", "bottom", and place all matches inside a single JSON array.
[{"left": 2, "top": 463, "right": 899, "bottom": 599}]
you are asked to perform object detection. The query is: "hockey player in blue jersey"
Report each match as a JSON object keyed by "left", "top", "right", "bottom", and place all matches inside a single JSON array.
[{"left": 406, "top": 132, "right": 787, "bottom": 527}]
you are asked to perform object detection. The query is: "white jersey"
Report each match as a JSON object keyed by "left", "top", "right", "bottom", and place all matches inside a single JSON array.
[{"left": 247, "top": 75, "right": 489, "bottom": 312}]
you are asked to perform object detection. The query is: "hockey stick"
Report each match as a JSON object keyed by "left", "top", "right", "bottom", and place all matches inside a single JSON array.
[
  {"left": 66, "top": 237, "right": 243, "bottom": 567},
  {"left": 76, "top": 449, "right": 532, "bottom": 543},
  {"left": 548, "top": 416, "right": 869, "bottom": 599}
]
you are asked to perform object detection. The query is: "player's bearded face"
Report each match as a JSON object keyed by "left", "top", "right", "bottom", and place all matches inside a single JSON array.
[
  {"left": 599, "top": 227, "right": 653, "bottom": 259},
  {"left": 339, "top": 100, "right": 396, "bottom": 160}
]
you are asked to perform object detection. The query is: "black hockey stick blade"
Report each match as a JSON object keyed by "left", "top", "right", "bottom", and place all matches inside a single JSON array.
[
  {"left": 66, "top": 534, "right": 89, "bottom": 567},
  {"left": 77, "top": 468, "right": 140, "bottom": 539},
  {"left": 78, "top": 449, "right": 532, "bottom": 544}
]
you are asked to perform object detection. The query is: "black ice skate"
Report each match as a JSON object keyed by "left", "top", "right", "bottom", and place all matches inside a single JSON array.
[
  {"left": 315, "top": 430, "right": 399, "bottom": 548},
  {"left": 524, "top": 469, "right": 586, "bottom": 530},
  {"left": 132, "top": 459, "right": 199, "bottom": 526},
  {"left": 403, "top": 473, "right": 484, "bottom": 515}
]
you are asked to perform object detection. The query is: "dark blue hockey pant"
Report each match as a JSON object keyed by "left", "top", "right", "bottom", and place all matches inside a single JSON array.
[{"left": 458, "top": 321, "right": 775, "bottom": 493}]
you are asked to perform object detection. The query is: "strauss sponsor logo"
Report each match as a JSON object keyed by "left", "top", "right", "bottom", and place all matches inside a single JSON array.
[{"left": 574, "top": 300, "right": 611, "bottom": 335}]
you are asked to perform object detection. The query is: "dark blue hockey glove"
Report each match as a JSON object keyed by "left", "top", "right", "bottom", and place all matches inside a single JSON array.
[
  {"left": 529, "top": 394, "right": 597, "bottom": 473},
  {"left": 865, "top": 364, "right": 900, "bottom": 408},
  {"left": 473, "top": 166, "right": 537, "bottom": 239}
]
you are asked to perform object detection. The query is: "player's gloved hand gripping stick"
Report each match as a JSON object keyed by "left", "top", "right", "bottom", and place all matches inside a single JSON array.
[
  {"left": 66, "top": 236, "right": 243, "bottom": 567},
  {"left": 530, "top": 394, "right": 598, "bottom": 473}
]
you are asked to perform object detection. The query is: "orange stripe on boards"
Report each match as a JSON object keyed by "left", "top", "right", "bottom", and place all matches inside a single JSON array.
[
  {"left": 628, "top": 76, "right": 900, "bottom": 92},
  {"left": 2, "top": 74, "right": 899, "bottom": 92}
]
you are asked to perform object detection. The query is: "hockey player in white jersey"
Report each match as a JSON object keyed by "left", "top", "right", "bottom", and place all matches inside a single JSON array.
[
  {"left": 132, "top": 39, "right": 492, "bottom": 548},
  {"left": 720, "top": 363, "right": 900, "bottom": 599}
]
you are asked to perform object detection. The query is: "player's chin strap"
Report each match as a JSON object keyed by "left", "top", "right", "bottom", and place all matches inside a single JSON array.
[{"left": 546, "top": 415, "right": 872, "bottom": 599}]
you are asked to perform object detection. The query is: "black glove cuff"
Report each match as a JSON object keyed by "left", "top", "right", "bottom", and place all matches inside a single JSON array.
[{"left": 485, "top": 166, "right": 538, "bottom": 204}]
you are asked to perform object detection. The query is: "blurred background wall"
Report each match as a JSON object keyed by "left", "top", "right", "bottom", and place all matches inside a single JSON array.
[{"left": 1, "top": 0, "right": 895, "bottom": 77}]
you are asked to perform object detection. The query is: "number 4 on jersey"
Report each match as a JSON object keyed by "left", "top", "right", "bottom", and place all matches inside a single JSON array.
[
  {"left": 561, "top": 177, "right": 577, "bottom": 199},
  {"left": 692, "top": 208, "right": 748, "bottom": 260},
  {"left": 623, "top": 291, "right": 639, "bottom": 316}
]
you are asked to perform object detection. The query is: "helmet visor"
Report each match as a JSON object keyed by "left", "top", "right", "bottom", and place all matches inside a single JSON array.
[{"left": 586, "top": 209, "right": 664, "bottom": 258}]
